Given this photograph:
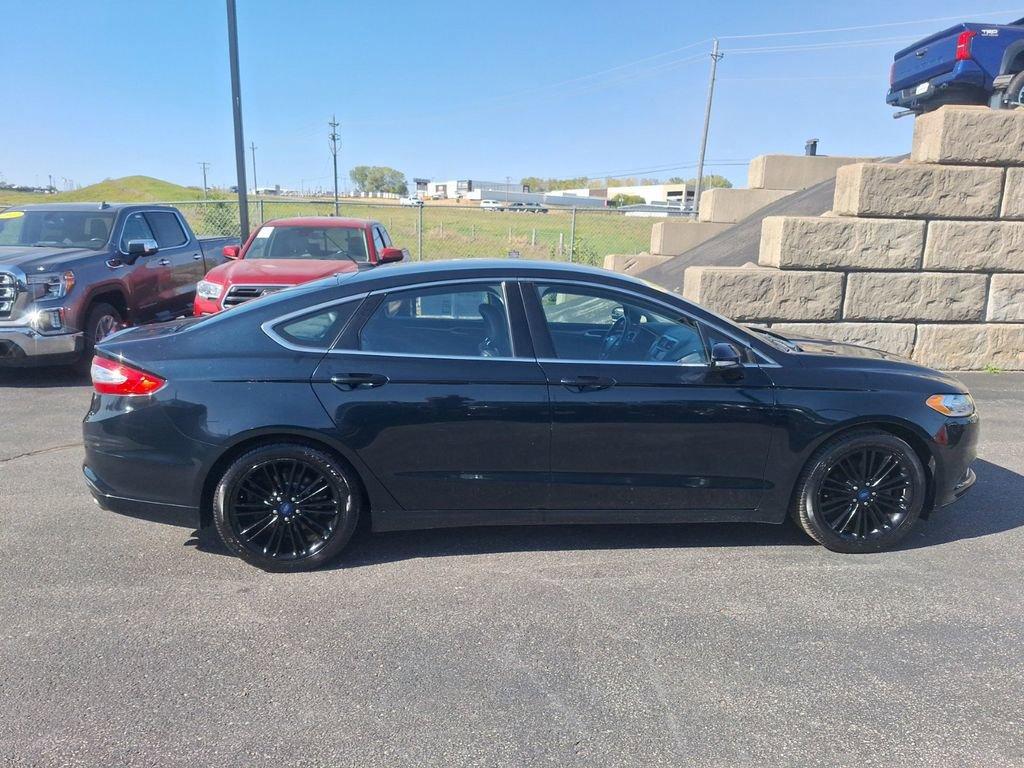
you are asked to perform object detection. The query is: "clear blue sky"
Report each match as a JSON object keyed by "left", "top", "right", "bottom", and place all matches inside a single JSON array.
[{"left": 2, "top": 1, "right": 1022, "bottom": 193}]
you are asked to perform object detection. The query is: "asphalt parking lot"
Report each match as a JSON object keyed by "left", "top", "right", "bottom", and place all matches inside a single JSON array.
[{"left": 0, "top": 369, "right": 1022, "bottom": 767}]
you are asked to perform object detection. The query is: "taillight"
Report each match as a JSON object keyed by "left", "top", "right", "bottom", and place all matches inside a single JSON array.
[
  {"left": 955, "top": 30, "right": 977, "bottom": 61},
  {"left": 90, "top": 356, "right": 166, "bottom": 396}
]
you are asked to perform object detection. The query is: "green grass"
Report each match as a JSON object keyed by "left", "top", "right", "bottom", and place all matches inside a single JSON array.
[
  {"left": 237, "top": 200, "right": 658, "bottom": 266},
  {"left": 1, "top": 179, "right": 662, "bottom": 265},
  {"left": 0, "top": 175, "right": 228, "bottom": 204}
]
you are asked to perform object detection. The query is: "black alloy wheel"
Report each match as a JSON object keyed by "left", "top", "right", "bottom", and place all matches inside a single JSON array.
[
  {"left": 213, "top": 444, "right": 361, "bottom": 571},
  {"left": 792, "top": 430, "right": 927, "bottom": 553}
]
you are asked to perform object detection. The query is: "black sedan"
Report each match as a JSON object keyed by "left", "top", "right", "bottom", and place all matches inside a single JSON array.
[{"left": 83, "top": 260, "right": 979, "bottom": 571}]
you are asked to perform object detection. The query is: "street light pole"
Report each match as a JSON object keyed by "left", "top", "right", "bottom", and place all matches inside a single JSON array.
[
  {"left": 329, "top": 115, "right": 340, "bottom": 216},
  {"left": 226, "top": 0, "right": 250, "bottom": 238},
  {"left": 693, "top": 38, "right": 723, "bottom": 218}
]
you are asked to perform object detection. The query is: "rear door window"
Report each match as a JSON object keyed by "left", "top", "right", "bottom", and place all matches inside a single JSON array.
[
  {"left": 356, "top": 283, "right": 513, "bottom": 358},
  {"left": 144, "top": 211, "right": 188, "bottom": 248}
]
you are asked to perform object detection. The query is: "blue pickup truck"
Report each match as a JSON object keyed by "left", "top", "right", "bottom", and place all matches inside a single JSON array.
[{"left": 887, "top": 17, "right": 1024, "bottom": 114}]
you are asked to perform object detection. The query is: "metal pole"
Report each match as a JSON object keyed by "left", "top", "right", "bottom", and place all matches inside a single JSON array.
[
  {"left": 417, "top": 204, "right": 423, "bottom": 260},
  {"left": 226, "top": 0, "right": 249, "bottom": 238},
  {"left": 198, "top": 162, "right": 210, "bottom": 200},
  {"left": 329, "top": 115, "right": 340, "bottom": 216},
  {"left": 249, "top": 142, "right": 258, "bottom": 194},
  {"left": 569, "top": 207, "right": 577, "bottom": 262},
  {"left": 693, "top": 38, "right": 723, "bottom": 218}
]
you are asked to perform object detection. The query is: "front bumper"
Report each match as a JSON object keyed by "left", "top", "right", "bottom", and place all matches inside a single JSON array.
[{"left": 0, "top": 325, "right": 82, "bottom": 366}]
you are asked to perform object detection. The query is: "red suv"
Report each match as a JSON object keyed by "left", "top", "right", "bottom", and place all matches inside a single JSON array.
[{"left": 195, "top": 217, "right": 406, "bottom": 315}]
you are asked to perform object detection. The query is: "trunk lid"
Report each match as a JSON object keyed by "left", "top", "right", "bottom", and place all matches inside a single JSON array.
[{"left": 891, "top": 24, "right": 965, "bottom": 91}]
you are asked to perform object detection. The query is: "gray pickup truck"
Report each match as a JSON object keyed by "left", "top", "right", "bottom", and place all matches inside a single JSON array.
[{"left": 0, "top": 203, "right": 239, "bottom": 368}]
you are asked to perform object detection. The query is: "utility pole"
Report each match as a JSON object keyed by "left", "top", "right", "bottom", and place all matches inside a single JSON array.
[
  {"left": 198, "top": 162, "right": 211, "bottom": 199},
  {"left": 226, "top": 0, "right": 250, "bottom": 237},
  {"left": 693, "top": 38, "right": 723, "bottom": 218},
  {"left": 329, "top": 115, "right": 340, "bottom": 215},
  {"left": 249, "top": 142, "right": 258, "bottom": 195}
]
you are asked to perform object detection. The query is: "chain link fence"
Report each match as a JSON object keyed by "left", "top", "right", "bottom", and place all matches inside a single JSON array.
[{"left": 163, "top": 199, "right": 666, "bottom": 267}]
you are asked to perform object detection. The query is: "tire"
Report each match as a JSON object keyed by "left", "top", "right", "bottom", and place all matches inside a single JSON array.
[
  {"left": 1004, "top": 70, "right": 1024, "bottom": 107},
  {"left": 212, "top": 443, "right": 362, "bottom": 572},
  {"left": 790, "top": 430, "right": 927, "bottom": 554},
  {"left": 76, "top": 302, "right": 122, "bottom": 373}
]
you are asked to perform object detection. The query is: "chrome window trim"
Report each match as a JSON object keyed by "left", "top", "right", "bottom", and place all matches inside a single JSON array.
[
  {"left": 260, "top": 274, "right": 780, "bottom": 368},
  {"left": 117, "top": 208, "right": 193, "bottom": 255}
]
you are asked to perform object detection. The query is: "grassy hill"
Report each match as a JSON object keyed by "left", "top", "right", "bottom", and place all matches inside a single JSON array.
[{"left": 0, "top": 175, "right": 228, "bottom": 204}]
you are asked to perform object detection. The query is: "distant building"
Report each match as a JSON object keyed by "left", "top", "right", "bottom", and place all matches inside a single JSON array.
[
  {"left": 423, "top": 179, "right": 526, "bottom": 200},
  {"left": 558, "top": 182, "right": 690, "bottom": 206}
]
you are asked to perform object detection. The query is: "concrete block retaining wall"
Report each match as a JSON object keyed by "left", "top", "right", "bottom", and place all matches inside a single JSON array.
[{"left": 682, "top": 106, "right": 1024, "bottom": 370}]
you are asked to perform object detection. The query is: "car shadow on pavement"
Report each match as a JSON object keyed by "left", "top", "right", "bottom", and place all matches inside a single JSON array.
[
  {"left": 900, "top": 458, "right": 1024, "bottom": 550},
  {"left": 188, "top": 458, "right": 1024, "bottom": 568},
  {"left": 0, "top": 366, "right": 87, "bottom": 388}
]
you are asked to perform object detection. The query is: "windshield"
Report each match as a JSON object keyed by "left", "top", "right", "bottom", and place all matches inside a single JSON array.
[
  {"left": 0, "top": 209, "right": 115, "bottom": 250},
  {"left": 245, "top": 225, "right": 369, "bottom": 262}
]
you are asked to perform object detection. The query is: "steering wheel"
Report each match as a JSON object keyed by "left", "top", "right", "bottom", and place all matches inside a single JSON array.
[{"left": 599, "top": 308, "right": 633, "bottom": 360}]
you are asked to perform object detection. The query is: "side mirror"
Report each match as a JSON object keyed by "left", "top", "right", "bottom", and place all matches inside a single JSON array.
[
  {"left": 223, "top": 244, "right": 240, "bottom": 260},
  {"left": 124, "top": 238, "right": 159, "bottom": 264},
  {"left": 710, "top": 342, "right": 743, "bottom": 373},
  {"left": 378, "top": 247, "right": 406, "bottom": 264}
]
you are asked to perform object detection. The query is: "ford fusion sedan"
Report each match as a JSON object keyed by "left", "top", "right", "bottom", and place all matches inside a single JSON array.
[
  {"left": 83, "top": 260, "right": 978, "bottom": 571},
  {"left": 194, "top": 217, "right": 406, "bottom": 315}
]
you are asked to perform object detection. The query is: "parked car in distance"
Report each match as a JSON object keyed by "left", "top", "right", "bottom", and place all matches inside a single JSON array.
[
  {"left": 194, "top": 217, "right": 406, "bottom": 315},
  {"left": 887, "top": 15, "right": 1024, "bottom": 113},
  {"left": 0, "top": 203, "right": 238, "bottom": 368},
  {"left": 399, "top": 197, "right": 423, "bottom": 207},
  {"left": 85, "top": 260, "right": 978, "bottom": 572},
  {"left": 480, "top": 200, "right": 505, "bottom": 211},
  {"left": 506, "top": 202, "right": 549, "bottom": 214}
]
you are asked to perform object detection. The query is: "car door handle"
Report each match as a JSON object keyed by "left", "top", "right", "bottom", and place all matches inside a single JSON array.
[
  {"left": 192, "top": 253, "right": 203, "bottom": 261},
  {"left": 330, "top": 373, "right": 389, "bottom": 390},
  {"left": 583, "top": 329, "right": 607, "bottom": 338},
  {"left": 158, "top": 258, "right": 171, "bottom": 266},
  {"left": 559, "top": 375, "right": 616, "bottom": 392}
]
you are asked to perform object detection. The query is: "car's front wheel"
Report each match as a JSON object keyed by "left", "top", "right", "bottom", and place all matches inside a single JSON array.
[
  {"left": 213, "top": 443, "right": 362, "bottom": 571},
  {"left": 791, "top": 430, "right": 927, "bottom": 553},
  {"left": 1005, "top": 70, "right": 1024, "bottom": 107}
]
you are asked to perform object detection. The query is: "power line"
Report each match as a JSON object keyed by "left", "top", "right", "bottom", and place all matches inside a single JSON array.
[
  {"left": 718, "top": 8, "right": 1024, "bottom": 40},
  {"left": 726, "top": 35, "right": 919, "bottom": 55}
]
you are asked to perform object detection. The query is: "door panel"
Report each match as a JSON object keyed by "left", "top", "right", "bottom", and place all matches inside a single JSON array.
[
  {"left": 540, "top": 360, "right": 775, "bottom": 511},
  {"left": 524, "top": 280, "right": 776, "bottom": 513},
  {"left": 312, "top": 281, "right": 550, "bottom": 515},
  {"left": 313, "top": 354, "right": 550, "bottom": 512}
]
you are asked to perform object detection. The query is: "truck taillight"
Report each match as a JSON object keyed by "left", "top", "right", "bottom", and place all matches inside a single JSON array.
[
  {"left": 90, "top": 356, "right": 166, "bottom": 396},
  {"left": 955, "top": 29, "right": 977, "bottom": 61}
]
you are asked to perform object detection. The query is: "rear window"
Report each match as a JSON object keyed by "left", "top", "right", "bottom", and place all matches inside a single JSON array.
[{"left": 272, "top": 301, "right": 360, "bottom": 349}]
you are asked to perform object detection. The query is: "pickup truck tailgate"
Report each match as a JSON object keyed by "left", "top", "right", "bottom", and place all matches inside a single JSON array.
[{"left": 891, "top": 24, "right": 964, "bottom": 90}]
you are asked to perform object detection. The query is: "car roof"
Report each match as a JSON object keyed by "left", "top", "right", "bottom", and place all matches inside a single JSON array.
[
  {"left": 334, "top": 258, "right": 655, "bottom": 293},
  {"left": 262, "top": 216, "right": 377, "bottom": 229},
  {"left": 6, "top": 202, "right": 170, "bottom": 213}
]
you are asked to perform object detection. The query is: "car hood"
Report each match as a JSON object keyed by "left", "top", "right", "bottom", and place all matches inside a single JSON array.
[
  {"left": 205, "top": 258, "right": 360, "bottom": 286},
  {"left": 0, "top": 245, "right": 102, "bottom": 274},
  {"left": 790, "top": 337, "right": 906, "bottom": 362}
]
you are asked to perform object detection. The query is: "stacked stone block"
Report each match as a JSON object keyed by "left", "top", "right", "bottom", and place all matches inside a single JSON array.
[{"left": 683, "top": 106, "right": 1024, "bottom": 370}]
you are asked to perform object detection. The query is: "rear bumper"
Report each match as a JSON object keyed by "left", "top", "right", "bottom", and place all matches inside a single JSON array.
[
  {"left": 83, "top": 464, "right": 200, "bottom": 528},
  {"left": 0, "top": 326, "right": 82, "bottom": 366},
  {"left": 886, "top": 62, "right": 988, "bottom": 110}
]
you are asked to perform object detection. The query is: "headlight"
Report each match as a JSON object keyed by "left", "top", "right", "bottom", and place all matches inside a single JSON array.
[
  {"left": 196, "top": 280, "right": 223, "bottom": 300},
  {"left": 926, "top": 393, "right": 975, "bottom": 417},
  {"left": 27, "top": 270, "right": 75, "bottom": 299}
]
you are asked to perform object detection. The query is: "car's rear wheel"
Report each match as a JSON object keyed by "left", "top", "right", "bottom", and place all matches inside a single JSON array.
[
  {"left": 1005, "top": 70, "right": 1024, "bottom": 107},
  {"left": 213, "top": 444, "right": 362, "bottom": 572},
  {"left": 791, "top": 430, "right": 927, "bottom": 553}
]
